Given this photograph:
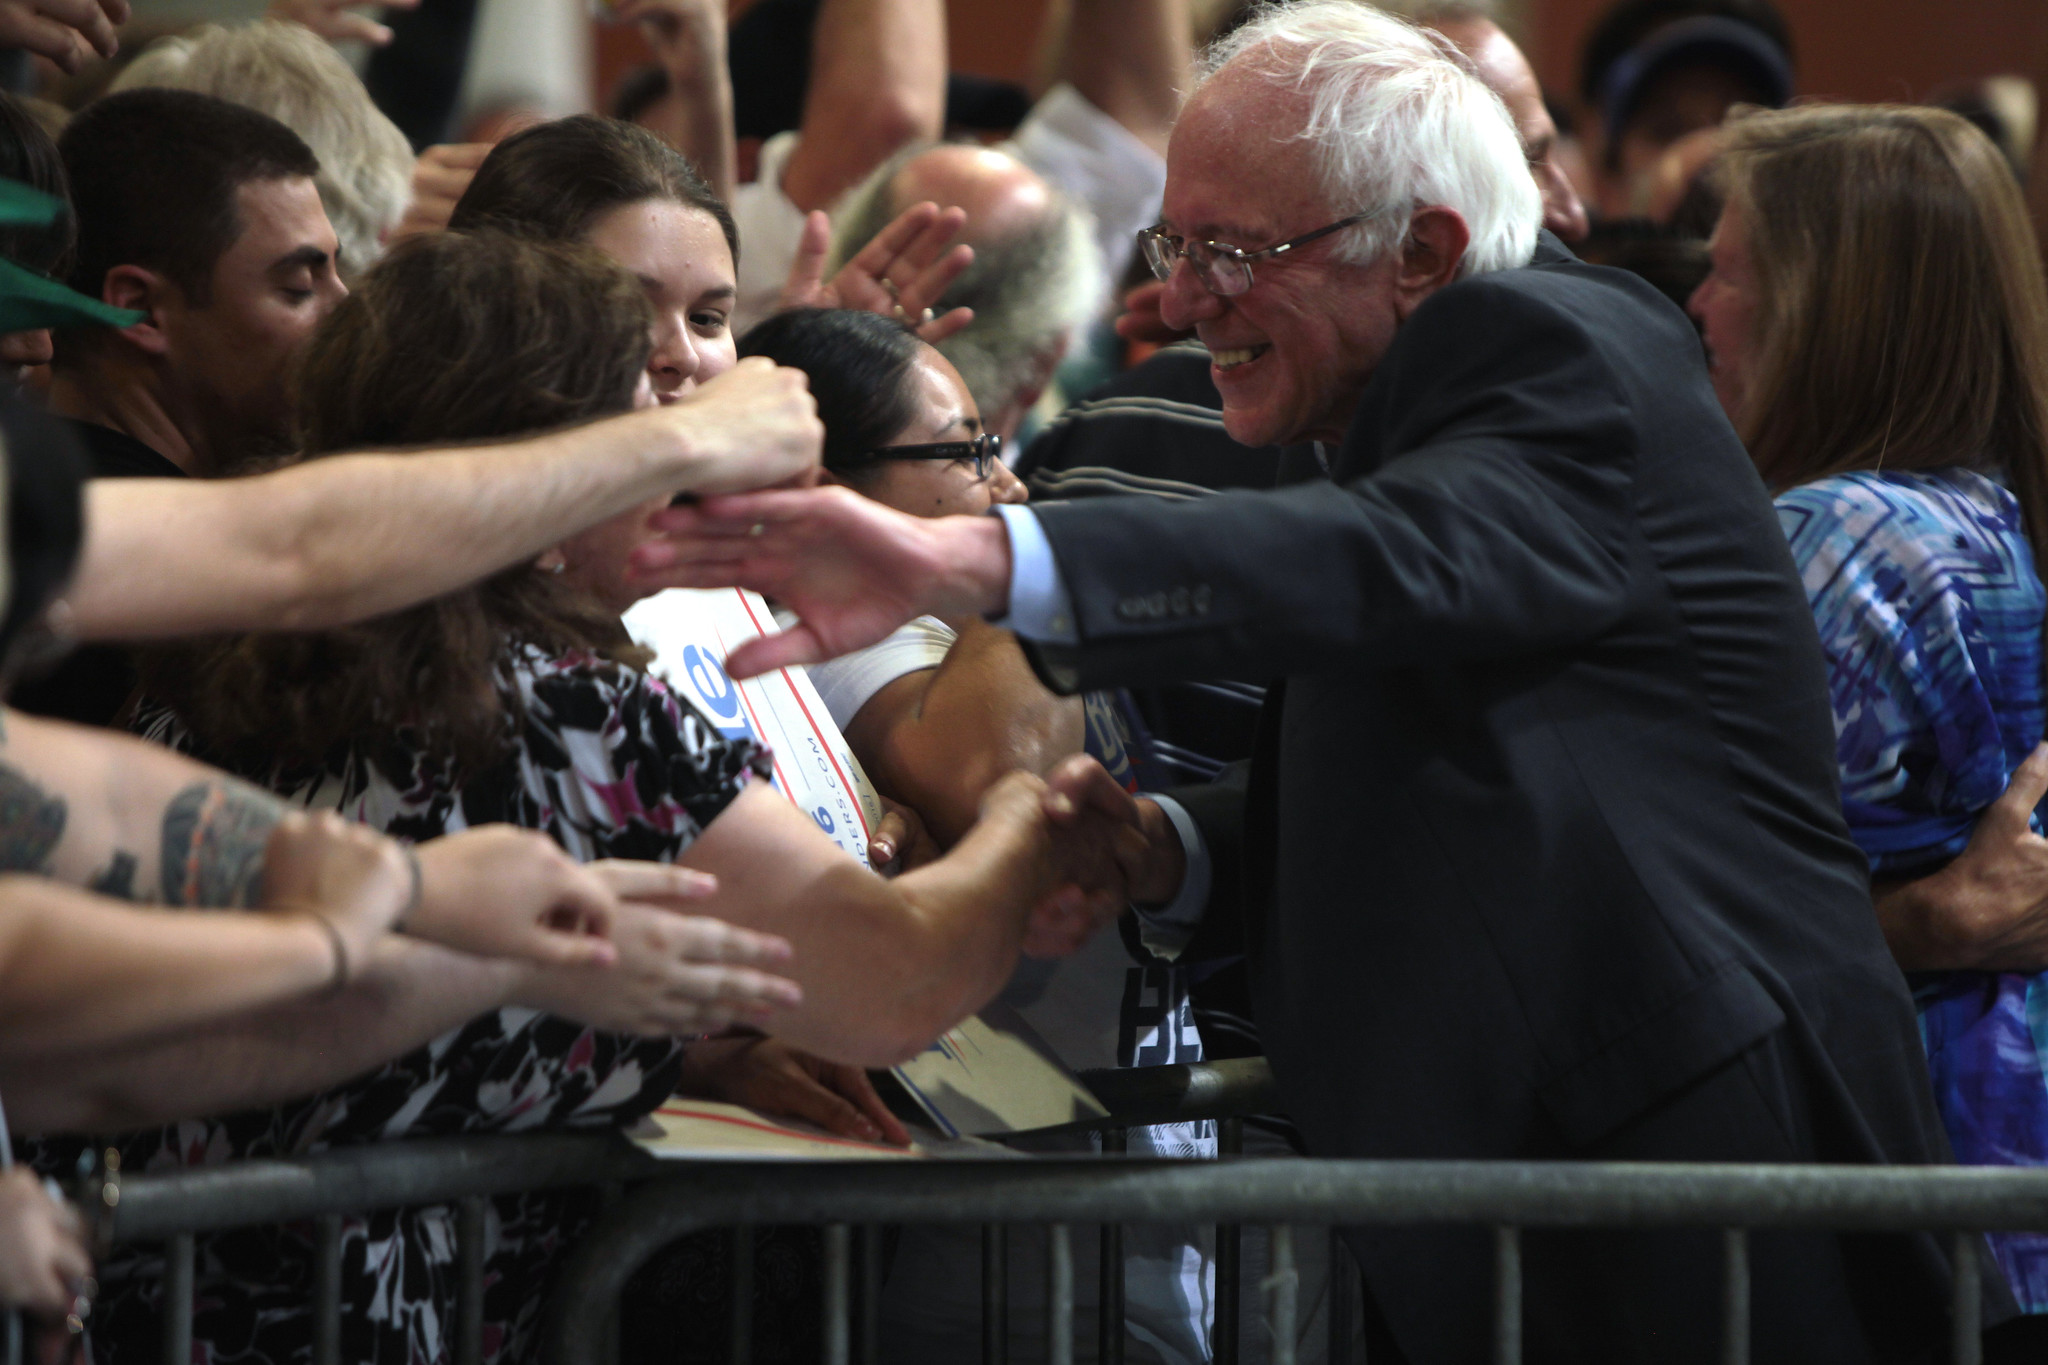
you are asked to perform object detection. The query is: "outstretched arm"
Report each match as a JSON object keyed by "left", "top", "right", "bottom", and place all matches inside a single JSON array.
[
  {"left": 615, "top": 0, "right": 736, "bottom": 203},
  {"left": 1052, "top": 0, "right": 1190, "bottom": 157},
  {"left": 68, "top": 358, "right": 822, "bottom": 640},
  {"left": 776, "top": 0, "right": 945, "bottom": 213},
  {"left": 844, "top": 618, "right": 1085, "bottom": 847}
]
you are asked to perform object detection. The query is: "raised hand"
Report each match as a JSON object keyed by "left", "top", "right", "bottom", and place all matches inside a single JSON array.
[
  {"left": 0, "top": 1168, "right": 88, "bottom": 1317},
  {"left": 779, "top": 203, "right": 975, "bottom": 343},
  {"left": 390, "top": 143, "right": 491, "bottom": 242},
  {"left": 407, "top": 825, "right": 636, "bottom": 969},
  {"left": 1113, "top": 279, "right": 1195, "bottom": 346},
  {"left": 0, "top": 0, "right": 127, "bottom": 74},
  {"left": 631, "top": 487, "right": 1012, "bottom": 676},
  {"left": 663, "top": 356, "right": 824, "bottom": 495},
  {"left": 516, "top": 889, "right": 801, "bottom": 1037},
  {"left": 677, "top": 1033, "right": 912, "bottom": 1145},
  {"left": 267, "top": 0, "right": 419, "bottom": 45}
]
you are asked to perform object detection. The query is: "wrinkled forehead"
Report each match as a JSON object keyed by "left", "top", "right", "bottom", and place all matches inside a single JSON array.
[{"left": 1164, "top": 65, "right": 1333, "bottom": 242}]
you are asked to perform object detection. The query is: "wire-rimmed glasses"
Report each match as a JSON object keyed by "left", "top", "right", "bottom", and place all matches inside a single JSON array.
[{"left": 1136, "top": 212, "right": 1381, "bottom": 296}]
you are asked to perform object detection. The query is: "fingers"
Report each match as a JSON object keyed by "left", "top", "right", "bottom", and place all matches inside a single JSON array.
[
  {"left": 850, "top": 201, "right": 943, "bottom": 276},
  {"left": 669, "top": 914, "right": 795, "bottom": 969},
  {"left": 896, "top": 241, "right": 973, "bottom": 319},
  {"left": 778, "top": 210, "right": 833, "bottom": 311},
  {"left": 1042, "top": 754, "right": 1141, "bottom": 826},
  {"left": 914, "top": 305, "right": 975, "bottom": 344},
  {"left": 41, "top": 0, "right": 118, "bottom": 61},
  {"left": 588, "top": 859, "right": 721, "bottom": 907},
  {"left": 825, "top": 1063, "right": 913, "bottom": 1146},
  {"left": 667, "top": 960, "right": 803, "bottom": 1013},
  {"left": 725, "top": 624, "right": 825, "bottom": 680},
  {"left": 870, "top": 808, "right": 908, "bottom": 868},
  {"left": 519, "top": 924, "right": 619, "bottom": 970}
]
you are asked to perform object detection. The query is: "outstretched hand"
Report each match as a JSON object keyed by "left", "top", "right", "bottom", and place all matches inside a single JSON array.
[
  {"left": 1024, "top": 756, "right": 1188, "bottom": 958},
  {"left": 408, "top": 825, "right": 637, "bottom": 969},
  {"left": 268, "top": 0, "right": 418, "bottom": 45},
  {"left": 0, "top": 0, "right": 129, "bottom": 74},
  {"left": 631, "top": 487, "right": 1013, "bottom": 677},
  {"left": 779, "top": 203, "right": 975, "bottom": 343}
]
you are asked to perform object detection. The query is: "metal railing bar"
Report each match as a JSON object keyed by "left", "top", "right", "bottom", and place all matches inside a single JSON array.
[
  {"left": 1070, "top": 1060, "right": 1281, "bottom": 1133},
  {"left": 456, "top": 1195, "right": 486, "bottom": 1365},
  {"left": 1952, "top": 1233, "right": 1981, "bottom": 1365},
  {"left": 1267, "top": 1224, "right": 1297, "bottom": 1365},
  {"left": 1100, "top": 1126, "right": 1127, "bottom": 1365},
  {"left": 1216, "top": 1117, "right": 1243, "bottom": 1365},
  {"left": 1492, "top": 1226, "right": 1520, "bottom": 1365},
  {"left": 1719, "top": 1228, "right": 1748, "bottom": 1365},
  {"left": 312, "top": 1213, "right": 342, "bottom": 1365},
  {"left": 113, "top": 1149, "right": 2048, "bottom": 1251},
  {"left": 825, "top": 1223, "right": 851, "bottom": 1365},
  {"left": 160, "top": 1233, "right": 192, "bottom": 1365},
  {"left": 1327, "top": 1230, "right": 1355, "bottom": 1365},
  {"left": 981, "top": 1224, "right": 1008, "bottom": 1365},
  {"left": 1048, "top": 1224, "right": 1073, "bottom": 1365},
  {"left": 109, "top": 1131, "right": 644, "bottom": 1242},
  {"left": 727, "top": 1225, "right": 754, "bottom": 1365},
  {"left": 859, "top": 1224, "right": 882, "bottom": 1365}
]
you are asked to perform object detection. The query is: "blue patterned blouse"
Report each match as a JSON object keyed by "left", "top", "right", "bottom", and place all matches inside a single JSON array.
[{"left": 1778, "top": 467, "right": 2048, "bottom": 1311}]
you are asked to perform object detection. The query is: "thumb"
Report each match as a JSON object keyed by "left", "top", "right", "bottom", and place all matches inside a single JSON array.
[
  {"left": 780, "top": 211, "right": 832, "bottom": 306},
  {"left": 725, "top": 624, "right": 825, "bottom": 679},
  {"left": 1987, "top": 743, "right": 2048, "bottom": 836},
  {"left": 526, "top": 929, "right": 619, "bottom": 970}
]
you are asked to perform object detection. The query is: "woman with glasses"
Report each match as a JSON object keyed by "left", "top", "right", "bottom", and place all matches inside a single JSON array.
[{"left": 737, "top": 306, "right": 1217, "bottom": 1364}]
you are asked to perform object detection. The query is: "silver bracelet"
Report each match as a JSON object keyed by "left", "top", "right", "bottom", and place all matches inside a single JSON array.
[{"left": 307, "top": 913, "right": 350, "bottom": 994}]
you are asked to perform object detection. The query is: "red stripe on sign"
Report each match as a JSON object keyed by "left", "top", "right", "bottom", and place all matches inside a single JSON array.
[
  {"left": 734, "top": 591, "right": 874, "bottom": 842},
  {"left": 709, "top": 607, "right": 795, "bottom": 796},
  {"left": 654, "top": 1103, "right": 906, "bottom": 1152}
]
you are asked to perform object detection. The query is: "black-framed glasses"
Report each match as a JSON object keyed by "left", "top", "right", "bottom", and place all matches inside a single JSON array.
[
  {"left": 861, "top": 431, "right": 1003, "bottom": 481},
  {"left": 1136, "top": 211, "right": 1383, "bottom": 296}
]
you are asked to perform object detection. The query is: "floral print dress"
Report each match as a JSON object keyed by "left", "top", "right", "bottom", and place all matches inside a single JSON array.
[{"left": 36, "top": 649, "right": 766, "bottom": 1365}]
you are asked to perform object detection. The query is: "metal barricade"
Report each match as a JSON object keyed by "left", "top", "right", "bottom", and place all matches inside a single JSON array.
[{"left": 81, "top": 1059, "right": 2048, "bottom": 1365}]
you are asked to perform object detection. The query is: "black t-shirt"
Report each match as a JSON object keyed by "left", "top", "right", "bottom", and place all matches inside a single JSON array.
[{"left": 9, "top": 418, "right": 186, "bottom": 726}]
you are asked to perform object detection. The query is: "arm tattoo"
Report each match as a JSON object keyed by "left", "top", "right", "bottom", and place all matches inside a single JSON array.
[
  {"left": 90, "top": 851, "right": 139, "bottom": 900},
  {"left": 0, "top": 762, "right": 65, "bottom": 874},
  {"left": 160, "top": 781, "right": 284, "bottom": 908}
]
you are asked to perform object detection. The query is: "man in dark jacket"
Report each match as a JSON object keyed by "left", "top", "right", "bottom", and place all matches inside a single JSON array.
[{"left": 646, "top": 3, "right": 1971, "bottom": 1359}]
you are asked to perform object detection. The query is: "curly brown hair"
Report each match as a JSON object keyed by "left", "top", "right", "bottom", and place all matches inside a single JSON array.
[{"left": 149, "top": 229, "right": 659, "bottom": 775}]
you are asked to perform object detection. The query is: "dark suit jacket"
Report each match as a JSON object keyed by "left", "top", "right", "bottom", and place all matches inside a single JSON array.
[{"left": 1023, "top": 239, "right": 1961, "bottom": 1355}]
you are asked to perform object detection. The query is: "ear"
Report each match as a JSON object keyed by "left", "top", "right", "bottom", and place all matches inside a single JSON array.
[
  {"left": 100, "top": 265, "right": 174, "bottom": 357},
  {"left": 1392, "top": 207, "right": 1471, "bottom": 322}
]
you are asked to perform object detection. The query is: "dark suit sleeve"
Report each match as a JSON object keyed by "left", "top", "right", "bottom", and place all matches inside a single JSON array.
[
  {"left": 1154, "top": 760, "right": 1254, "bottom": 964},
  {"left": 1019, "top": 278, "right": 1642, "bottom": 695}
]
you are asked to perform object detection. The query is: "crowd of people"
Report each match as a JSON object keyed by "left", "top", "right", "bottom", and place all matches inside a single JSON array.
[{"left": 0, "top": 0, "right": 2042, "bottom": 1361}]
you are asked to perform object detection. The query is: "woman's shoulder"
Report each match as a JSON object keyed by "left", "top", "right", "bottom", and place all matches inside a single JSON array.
[{"left": 1776, "top": 467, "right": 2020, "bottom": 528}]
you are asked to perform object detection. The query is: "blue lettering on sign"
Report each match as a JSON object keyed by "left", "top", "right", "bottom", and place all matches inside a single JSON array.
[
  {"left": 813, "top": 807, "right": 835, "bottom": 834},
  {"left": 680, "top": 645, "right": 743, "bottom": 721}
]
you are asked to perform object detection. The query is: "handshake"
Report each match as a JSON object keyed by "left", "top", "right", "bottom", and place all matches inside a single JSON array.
[{"left": 969, "top": 755, "right": 1189, "bottom": 960}]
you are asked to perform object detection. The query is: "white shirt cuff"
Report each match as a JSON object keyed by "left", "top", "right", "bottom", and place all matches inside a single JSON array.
[
  {"left": 989, "top": 503, "right": 1078, "bottom": 643},
  {"left": 1130, "top": 793, "right": 1211, "bottom": 961}
]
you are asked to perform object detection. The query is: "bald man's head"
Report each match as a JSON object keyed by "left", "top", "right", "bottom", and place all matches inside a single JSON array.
[
  {"left": 827, "top": 142, "right": 1105, "bottom": 439},
  {"left": 1431, "top": 17, "right": 1588, "bottom": 242}
]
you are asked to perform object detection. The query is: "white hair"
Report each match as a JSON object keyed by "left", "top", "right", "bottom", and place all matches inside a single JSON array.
[
  {"left": 1201, "top": 0, "right": 1539, "bottom": 276},
  {"left": 112, "top": 21, "right": 414, "bottom": 279}
]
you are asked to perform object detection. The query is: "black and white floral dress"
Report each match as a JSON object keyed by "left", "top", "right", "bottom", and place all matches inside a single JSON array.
[{"left": 37, "top": 648, "right": 767, "bottom": 1365}]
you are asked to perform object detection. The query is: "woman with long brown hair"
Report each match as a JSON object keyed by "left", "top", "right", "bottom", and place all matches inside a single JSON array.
[
  {"left": 1691, "top": 103, "right": 2048, "bottom": 1341},
  {"left": 115, "top": 228, "right": 1118, "bottom": 1365}
]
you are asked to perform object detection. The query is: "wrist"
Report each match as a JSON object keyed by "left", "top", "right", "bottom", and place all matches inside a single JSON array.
[
  {"left": 1130, "top": 798, "right": 1187, "bottom": 906},
  {"left": 935, "top": 514, "right": 1012, "bottom": 621}
]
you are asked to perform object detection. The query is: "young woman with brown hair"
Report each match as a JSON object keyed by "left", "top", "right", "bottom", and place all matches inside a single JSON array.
[
  {"left": 1691, "top": 103, "right": 2048, "bottom": 1341},
  {"left": 117, "top": 229, "right": 1126, "bottom": 1365}
]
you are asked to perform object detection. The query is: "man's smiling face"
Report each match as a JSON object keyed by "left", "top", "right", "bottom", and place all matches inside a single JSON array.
[{"left": 1157, "top": 64, "right": 1406, "bottom": 449}]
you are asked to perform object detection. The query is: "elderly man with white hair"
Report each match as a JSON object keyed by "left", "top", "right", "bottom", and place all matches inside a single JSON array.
[{"left": 653, "top": 4, "right": 1975, "bottom": 1359}]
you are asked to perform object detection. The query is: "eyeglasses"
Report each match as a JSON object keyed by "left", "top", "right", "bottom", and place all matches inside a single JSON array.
[
  {"left": 1136, "top": 212, "right": 1380, "bottom": 296},
  {"left": 861, "top": 431, "right": 1003, "bottom": 481}
]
